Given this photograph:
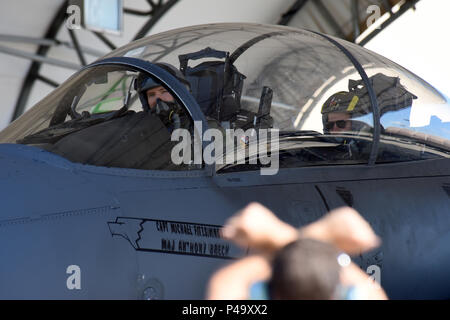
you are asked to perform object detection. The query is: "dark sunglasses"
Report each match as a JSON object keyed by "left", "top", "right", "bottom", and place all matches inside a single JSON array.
[{"left": 325, "top": 120, "right": 350, "bottom": 130}]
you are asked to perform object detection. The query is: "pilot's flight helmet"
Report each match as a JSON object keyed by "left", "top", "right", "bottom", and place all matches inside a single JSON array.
[
  {"left": 321, "top": 91, "right": 359, "bottom": 115},
  {"left": 321, "top": 89, "right": 370, "bottom": 133},
  {"left": 135, "top": 62, "right": 190, "bottom": 110},
  {"left": 321, "top": 91, "right": 359, "bottom": 133},
  {"left": 321, "top": 74, "right": 417, "bottom": 133}
]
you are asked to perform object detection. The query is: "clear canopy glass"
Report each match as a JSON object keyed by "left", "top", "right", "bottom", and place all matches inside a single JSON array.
[{"left": 1, "top": 23, "right": 448, "bottom": 171}]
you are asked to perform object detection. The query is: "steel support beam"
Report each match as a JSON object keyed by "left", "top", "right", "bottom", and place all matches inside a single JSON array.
[
  {"left": 133, "top": 0, "right": 179, "bottom": 41},
  {"left": 68, "top": 29, "right": 87, "bottom": 66},
  {"left": 359, "top": 0, "right": 420, "bottom": 46},
  {"left": 0, "top": 34, "right": 59, "bottom": 46},
  {"left": 278, "top": 0, "right": 309, "bottom": 26},
  {"left": 12, "top": 1, "right": 69, "bottom": 121},
  {"left": 382, "top": 0, "right": 394, "bottom": 14},
  {"left": 313, "top": 0, "right": 347, "bottom": 40},
  {"left": 11, "top": 0, "right": 181, "bottom": 122},
  {"left": 36, "top": 74, "right": 60, "bottom": 88},
  {"left": 0, "top": 44, "right": 80, "bottom": 70},
  {"left": 93, "top": 31, "right": 117, "bottom": 51},
  {"left": 0, "top": 34, "right": 105, "bottom": 57},
  {"left": 352, "top": 0, "right": 360, "bottom": 41},
  {"left": 124, "top": 8, "right": 152, "bottom": 16}
]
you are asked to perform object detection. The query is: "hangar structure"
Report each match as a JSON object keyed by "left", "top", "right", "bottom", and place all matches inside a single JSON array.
[
  {"left": 0, "top": 0, "right": 420, "bottom": 130},
  {"left": 2, "top": 0, "right": 450, "bottom": 300}
]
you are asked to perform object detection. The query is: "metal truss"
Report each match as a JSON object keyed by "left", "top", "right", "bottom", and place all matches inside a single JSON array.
[
  {"left": 357, "top": 0, "right": 421, "bottom": 46},
  {"left": 5, "top": 0, "right": 179, "bottom": 122},
  {"left": 277, "top": 0, "right": 421, "bottom": 44},
  {"left": 3, "top": 0, "right": 421, "bottom": 122}
]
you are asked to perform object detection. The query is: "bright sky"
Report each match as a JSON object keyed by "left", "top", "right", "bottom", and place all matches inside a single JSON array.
[{"left": 365, "top": 0, "right": 450, "bottom": 97}]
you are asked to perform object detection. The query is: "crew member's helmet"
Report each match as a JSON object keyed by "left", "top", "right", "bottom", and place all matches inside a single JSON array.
[
  {"left": 135, "top": 62, "right": 190, "bottom": 110},
  {"left": 321, "top": 91, "right": 361, "bottom": 115},
  {"left": 321, "top": 73, "right": 417, "bottom": 134},
  {"left": 321, "top": 91, "right": 364, "bottom": 133}
]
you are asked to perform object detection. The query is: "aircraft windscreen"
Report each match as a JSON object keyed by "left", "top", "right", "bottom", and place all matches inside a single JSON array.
[
  {"left": 110, "top": 25, "right": 380, "bottom": 169},
  {"left": 0, "top": 23, "right": 448, "bottom": 172},
  {"left": 334, "top": 38, "right": 450, "bottom": 163},
  {"left": 108, "top": 24, "right": 449, "bottom": 169},
  {"left": 0, "top": 64, "right": 197, "bottom": 171}
]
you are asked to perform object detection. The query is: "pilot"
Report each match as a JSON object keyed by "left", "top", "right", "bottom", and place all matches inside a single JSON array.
[
  {"left": 135, "top": 62, "right": 192, "bottom": 131},
  {"left": 322, "top": 74, "right": 417, "bottom": 135},
  {"left": 321, "top": 91, "right": 360, "bottom": 134},
  {"left": 320, "top": 90, "right": 374, "bottom": 161}
]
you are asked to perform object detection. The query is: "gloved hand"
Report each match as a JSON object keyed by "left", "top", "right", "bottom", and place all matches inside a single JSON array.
[{"left": 155, "top": 99, "right": 182, "bottom": 129}]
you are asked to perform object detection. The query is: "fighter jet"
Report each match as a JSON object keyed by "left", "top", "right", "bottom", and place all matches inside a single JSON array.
[{"left": 0, "top": 23, "right": 449, "bottom": 299}]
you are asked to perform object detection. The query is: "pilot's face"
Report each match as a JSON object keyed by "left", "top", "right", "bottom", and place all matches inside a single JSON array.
[
  {"left": 146, "top": 85, "right": 174, "bottom": 109},
  {"left": 326, "top": 112, "right": 352, "bottom": 133}
]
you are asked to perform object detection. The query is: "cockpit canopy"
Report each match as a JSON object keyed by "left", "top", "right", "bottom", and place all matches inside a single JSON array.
[{"left": 1, "top": 23, "right": 449, "bottom": 172}]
